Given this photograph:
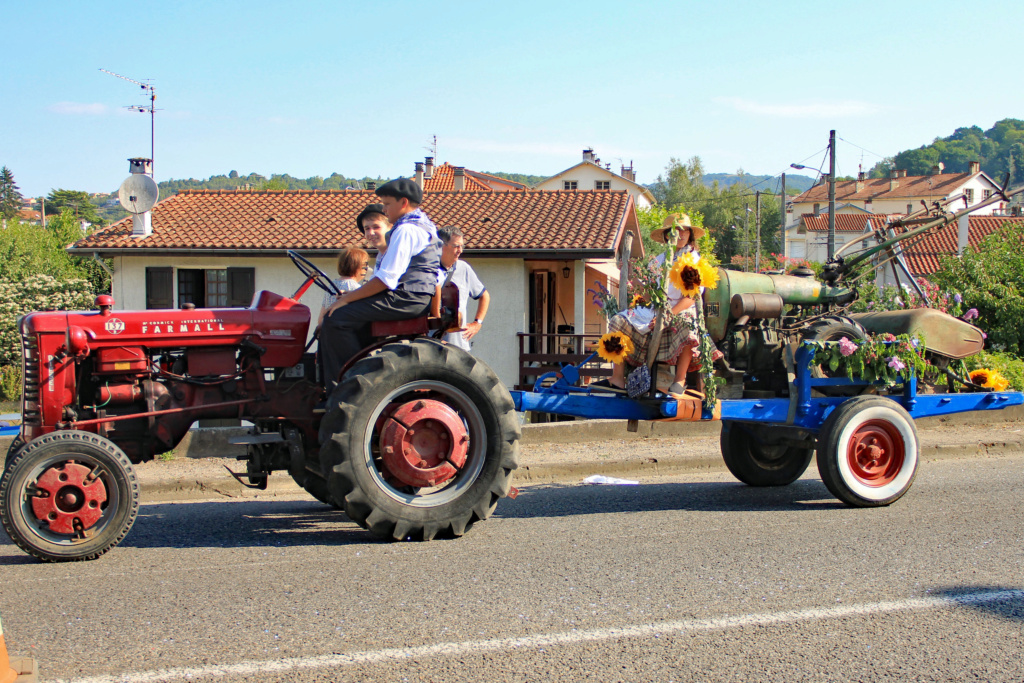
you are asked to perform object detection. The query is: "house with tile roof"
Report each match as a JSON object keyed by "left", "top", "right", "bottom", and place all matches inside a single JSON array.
[
  {"left": 533, "top": 149, "right": 655, "bottom": 209},
  {"left": 786, "top": 211, "right": 904, "bottom": 263},
  {"left": 786, "top": 163, "right": 1008, "bottom": 263},
  {"left": 69, "top": 188, "right": 642, "bottom": 389},
  {"left": 411, "top": 159, "right": 527, "bottom": 193},
  {"left": 876, "top": 215, "right": 1024, "bottom": 288}
]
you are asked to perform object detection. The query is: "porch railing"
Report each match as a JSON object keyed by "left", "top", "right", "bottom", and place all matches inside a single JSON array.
[{"left": 515, "top": 332, "right": 611, "bottom": 391}]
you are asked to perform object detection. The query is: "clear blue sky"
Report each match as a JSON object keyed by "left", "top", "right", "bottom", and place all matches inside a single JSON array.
[{"left": 4, "top": 0, "right": 1020, "bottom": 198}]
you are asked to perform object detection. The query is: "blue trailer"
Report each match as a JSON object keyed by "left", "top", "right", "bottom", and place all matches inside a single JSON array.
[{"left": 511, "top": 344, "right": 1022, "bottom": 507}]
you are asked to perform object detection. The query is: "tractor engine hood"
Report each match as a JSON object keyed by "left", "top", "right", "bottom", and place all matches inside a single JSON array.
[{"left": 850, "top": 308, "right": 984, "bottom": 359}]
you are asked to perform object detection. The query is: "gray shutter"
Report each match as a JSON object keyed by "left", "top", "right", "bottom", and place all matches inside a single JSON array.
[
  {"left": 145, "top": 267, "right": 174, "bottom": 309},
  {"left": 227, "top": 267, "right": 255, "bottom": 307}
]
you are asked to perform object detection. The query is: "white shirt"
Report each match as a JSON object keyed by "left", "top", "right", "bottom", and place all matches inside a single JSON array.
[{"left": 373, "top": 220, "right": 435, "bottom": 290}]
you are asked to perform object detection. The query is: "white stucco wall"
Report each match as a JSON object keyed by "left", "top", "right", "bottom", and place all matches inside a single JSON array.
[
  {"left": 110, "top": 254, "right": 528, "bottom": 390},
  {"left": 534, "top": 165, "right": 653, "bottom": 209}
]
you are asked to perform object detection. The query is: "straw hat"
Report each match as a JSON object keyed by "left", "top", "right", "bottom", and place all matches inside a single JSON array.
[{"left": 651, "top": 213, "right": 705, "bottom": 243}]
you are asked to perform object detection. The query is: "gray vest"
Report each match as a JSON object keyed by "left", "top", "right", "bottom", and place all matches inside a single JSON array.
[{"left": 396, "top": 231, "right": 441, "bottom": 295}]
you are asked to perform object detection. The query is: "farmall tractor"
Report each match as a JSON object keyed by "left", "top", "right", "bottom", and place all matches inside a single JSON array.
[{"left": 0, "top": 252, "right": 520, "bottom": 562}]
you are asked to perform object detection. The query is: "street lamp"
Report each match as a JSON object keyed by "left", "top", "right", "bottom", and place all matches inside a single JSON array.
[{"left": 790, "top": 129, "right": 837, "bottom": 260}]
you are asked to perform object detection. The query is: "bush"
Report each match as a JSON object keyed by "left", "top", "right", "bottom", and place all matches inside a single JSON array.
[
  {"left": 850, "top": 278, "right": 965, "bottom": 316},
  {"left": 0, "top": 274, "right": 95, "bottom": 366},
  {"left": 0, "top": 364, "right": 20, "bottom": 401},
  {"left": 931, "top": 222, "right": 1024, "bottom": 355},
  {"left": 963, "top": 351, "right": 1024, "bottom": 391}
]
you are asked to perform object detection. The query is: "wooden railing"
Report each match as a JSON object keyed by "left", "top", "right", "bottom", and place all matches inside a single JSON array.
[{"left": 516, "top": 332, "right": 611, "bottom": 391}]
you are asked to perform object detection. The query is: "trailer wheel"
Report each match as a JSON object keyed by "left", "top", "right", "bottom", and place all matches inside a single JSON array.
[
  {"left": 0, "top": 431, "right": 139, "bottom": 562},
  {"left": 816, "top": 396, "right": 918, "bottom": 507},
  {"left": 802, "top": 317, "right": 869, "bottom": 397},
  {"left": 720, "top": 421, "right": 813, "bottom": 486},
  {"left": 319, "top": 339, "right": 520, "bottom": 541}
]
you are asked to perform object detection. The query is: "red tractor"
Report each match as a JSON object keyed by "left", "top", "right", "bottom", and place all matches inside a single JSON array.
[{"left": 0, "top": 252, "right": 520, "bottom": 562}]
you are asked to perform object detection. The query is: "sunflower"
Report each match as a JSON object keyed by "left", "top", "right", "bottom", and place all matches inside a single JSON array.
[
  {"left": 596, "top": 331, "right": 634, "bottom": 364},
  {"left": 969, "top": 368, "right": 1011, "bottom": 390},
  {"left": 630, "top": 293, "right": 648, "bottom": 308},
  {"left": 669, "top": 252, "right": 718, "bottom": 297}
]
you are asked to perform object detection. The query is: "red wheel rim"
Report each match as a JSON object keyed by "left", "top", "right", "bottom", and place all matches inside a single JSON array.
[
  {"left": 30, "top": 461, "right": 107, "bottom": 535},
  {"left": 846, "top": 419, "right": 905, "bottom": 487},
  {"left": 379, "top": 399, "right": 469, "bottom": 488}
]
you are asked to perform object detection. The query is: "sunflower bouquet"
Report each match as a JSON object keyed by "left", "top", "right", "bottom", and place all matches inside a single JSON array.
[{"left": 968, "top": 368, "right": 1010, "bottom": 391}]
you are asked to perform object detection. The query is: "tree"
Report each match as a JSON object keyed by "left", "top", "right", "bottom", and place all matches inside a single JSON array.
[
  {"left": 45, "top": 189, "right": 103, "bottom": 226},
  {"left": 0, "top": 167, "right": 23, "bottom": 220},
  {"left": 228, "top": 170, "right": 239, "bottom": 179}
]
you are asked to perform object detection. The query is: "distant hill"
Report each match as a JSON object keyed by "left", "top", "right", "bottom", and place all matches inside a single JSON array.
[
  {"left": 482, "top": 171, "right": 547, "bottom": 187},
  {"left": 702, "top": 173, "right": 817, "bottom": 194},
  {"left": 868, "top": 118, "right": 1024, "bottom": 183}
]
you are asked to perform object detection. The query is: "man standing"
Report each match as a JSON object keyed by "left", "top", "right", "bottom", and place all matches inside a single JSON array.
[
  {"left": 436, "top": 226, "right": 489, "bottom": 353},
  {"left": 320, "top": 179, "right": 440, "bottom": 392}
]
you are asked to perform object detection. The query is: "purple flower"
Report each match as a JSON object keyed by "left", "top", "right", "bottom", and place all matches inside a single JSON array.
[
  {"left": 911, "top": 337, "right": 919, "bottom": 348},
  {"left": 887, "top": 356, "right": 906, "bottom": 371},
  {"left": 838, "top": 337, "right": 858, "bottom": 356},
  {"left": 867, "top": 301, "right": 874, "bottom": 309},
  {"left": 894, "top": 296, "right": 903, "bottom": 307},
  {"left": 953, "top": 293, "right": 962, "bottom": 304},
  {"left": 963, "top": 308, "right": 979, "bottom": 321}
]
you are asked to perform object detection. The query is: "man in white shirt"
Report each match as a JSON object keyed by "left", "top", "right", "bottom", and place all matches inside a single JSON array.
[
  {"left": 320, "top": 179, "right": 440, "bottom": 392},
  {"left": 436, "top": 226, "right": 488, "bottom": 353}
]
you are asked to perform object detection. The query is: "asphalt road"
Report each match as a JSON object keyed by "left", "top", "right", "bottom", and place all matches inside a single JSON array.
[{"left": 1, "top": 452, "right": 1022, "bottom": 683}]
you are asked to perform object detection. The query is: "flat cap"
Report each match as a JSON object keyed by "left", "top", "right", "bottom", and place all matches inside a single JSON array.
[
  {"left": 355, "top": 203, "right": 387, "bottom": 234},
  {"left": 375, "top": 177, "right": 423, "bottom": 205}
]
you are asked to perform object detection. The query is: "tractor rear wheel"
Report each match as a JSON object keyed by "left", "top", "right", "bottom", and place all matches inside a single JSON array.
[
  {"left": 802, "top": 317, "right": 870, "bottom": 396},
  {"left": 319, "top": 339, "right": 520, "bottom": 541},
  {"left": 720, "top": 421, "right": 814, "bottom": 486},
  {"left": 1, "top": 431, "right": 139, "bottom": 562}
]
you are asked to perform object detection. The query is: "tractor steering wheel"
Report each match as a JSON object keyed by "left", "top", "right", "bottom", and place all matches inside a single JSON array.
[{"left": 288, "top": 250, "right": 341, "bottom": 299}]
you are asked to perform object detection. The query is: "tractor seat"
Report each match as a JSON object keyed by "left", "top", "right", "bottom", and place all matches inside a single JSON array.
[{"left": 370, "top": 283, "right": 461, "bottom": 339}]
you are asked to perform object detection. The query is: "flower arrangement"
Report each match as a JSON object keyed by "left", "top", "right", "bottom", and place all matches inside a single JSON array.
[
  {"left": 809, "top": 332, "right": 929, "bottom": 387},
  {"left": 595, "top": 331, "right": 634, "bottom": 364},
  {"left": 587, "top": 281, "right": 621, "bottom": 320},
  {"left": 968, "top": 368, "right": 1010, "bottom": 391}
]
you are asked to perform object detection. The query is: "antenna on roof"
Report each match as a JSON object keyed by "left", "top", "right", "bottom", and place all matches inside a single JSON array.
[
  {"left": 100, "top": 69, "right": 159, "bottom": 177},
  {"left": 423, "top": 135, "right": 437, "bottom": 161}
]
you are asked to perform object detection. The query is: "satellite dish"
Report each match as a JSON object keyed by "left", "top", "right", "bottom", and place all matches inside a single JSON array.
[{"left": 118, "top": 174, "right": 159, "bottom": 213}]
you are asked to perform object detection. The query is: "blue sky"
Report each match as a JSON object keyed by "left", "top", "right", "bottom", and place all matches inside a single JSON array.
[{"left": 3, "top": 0, "right": 1020, "bottom": 198}]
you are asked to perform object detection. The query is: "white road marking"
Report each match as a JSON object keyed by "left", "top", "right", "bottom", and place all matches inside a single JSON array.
[{"left": 53, "top": 588, "right": 1024, "bottom": 683}]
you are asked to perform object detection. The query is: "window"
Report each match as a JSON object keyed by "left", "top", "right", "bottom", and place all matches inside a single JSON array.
[
  {"left": 563, "top": 181, "right": 578, "bottom": 190},
  {"left": 965, "top": 188, "right": 975, "bottom": 203},
  {"left": 983, "top": 189, "right": 992, "bottom": 200},
  {"left": 907, "top": 204, "right": 913, "bottom": 215},
  {"left": 149, "top": 266, "right": 255, "bottom": 310},
  {"left": 813, "top": 203, "right": 820, "bottom": 215},
  {"left": 595, "top": 180, "right": 610, "bottom": 190}
]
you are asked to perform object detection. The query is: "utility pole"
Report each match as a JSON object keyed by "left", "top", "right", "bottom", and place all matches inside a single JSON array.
[
  {"left": 754, "top": 190, "right": 761, "bottom": 273},
  {"left": 828, "top": 129, "right": 836, "bottom": 260},
  {"left": 780, "top": 172, "right": 786, "bottom": 261},
  {"left": 743, "top": 202, "right": 750, "bottom": 272}
]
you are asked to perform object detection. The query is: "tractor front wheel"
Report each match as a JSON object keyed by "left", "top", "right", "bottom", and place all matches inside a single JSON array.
[
  {"left": 319, "top": 339, "right": 519, "bottom": 541},
  {"left": 0, "top": 431, "right": 140, "bottom": 562},
  {"left": 720, "top": 421, "right": 814, "bottom": 486}
]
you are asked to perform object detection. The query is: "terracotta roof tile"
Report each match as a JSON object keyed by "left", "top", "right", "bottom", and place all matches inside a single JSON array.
[
  {"left": 71, "top": 188, "right": 635, "bottom": 254},
  {"left": 802, "top": 213, "right": 904, "bottom": 232},
  {"left": 899, "top": 215, "right": 1024, "bottom": 275},
  {"left": 794, "top": 172, "right": 983, "bottom": 203},
  {"left": 422, "top": 163, "right": 492, "bottom": 192}
]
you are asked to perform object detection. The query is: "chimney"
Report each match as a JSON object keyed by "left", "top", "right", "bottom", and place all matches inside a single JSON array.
[
  {"left": 424, "top": 157, "right": 434, "bottom": 179},
  {"left": 898, "top": 169, "right": 907, "bottom": 177},
  {"left": 414, "top": 162, "right": 424, "bottom": 186},
  {"left": 931, "top": 163, "right": 944, "bottom": 176},
  {"left": 957, "top": 213, "right": 970, "bottom": 256},
  {"left": 128, "top": 157, "right": 154, "bottom": 238},
  {"left": 856, "top": 171, "right": 866, "bottom": 192},
  {"left": 453, "top": 166, "right": 465, "bottom": 191},
  {"left": 366, "top": 181, "right": 376, "bottom": 191},
  {"left": 583, "top": 148, "right": 595, "bottom": 162},
  {"left": 621, "top": 162, "right": 635, "bottom": 182},
  {"left": 969, "top": 160, "right": 980, "bottom": 174}
]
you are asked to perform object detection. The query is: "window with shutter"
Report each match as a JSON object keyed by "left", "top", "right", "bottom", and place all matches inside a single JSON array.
[{"left": 145, "top": 267, "right": 174, "bottom": 309}]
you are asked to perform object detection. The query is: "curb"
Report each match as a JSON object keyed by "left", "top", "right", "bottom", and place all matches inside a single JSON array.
[{"left": 139, "top": 436, "right": 1024, "bottom": 498}]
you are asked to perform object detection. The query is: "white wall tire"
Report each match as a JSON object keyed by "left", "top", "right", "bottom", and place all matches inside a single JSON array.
[{"left": 816, "top": 397, "right": 918, "bottom": 507}]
